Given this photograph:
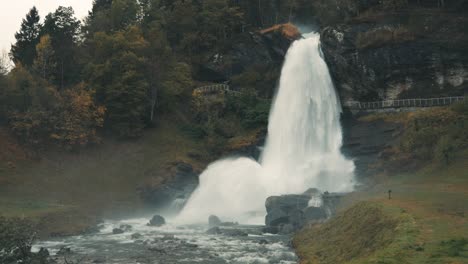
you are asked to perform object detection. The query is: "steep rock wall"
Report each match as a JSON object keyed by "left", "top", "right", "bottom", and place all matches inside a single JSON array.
[{"left": 318, "top": 1, "right": 468, "bottom": 101}]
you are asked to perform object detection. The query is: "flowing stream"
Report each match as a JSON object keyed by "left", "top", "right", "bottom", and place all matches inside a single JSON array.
[
  {"left": 177, "top": 33, "right": 355, "bottom": 224},
  {"left": 32, "top": 32, "right": 354, "bottom": 264}
]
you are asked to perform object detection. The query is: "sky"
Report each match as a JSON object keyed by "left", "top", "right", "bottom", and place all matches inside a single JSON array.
[{"left": 0, "top": 1, "right": 93, "bottom": 54}]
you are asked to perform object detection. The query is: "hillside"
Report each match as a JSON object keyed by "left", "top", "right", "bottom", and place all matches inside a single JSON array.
[
  {"left": 294, "top": 101, "right": 468, "bottom": 263},
  {"left": 294, "top": 151, "right": 468, "bottom": 264}
]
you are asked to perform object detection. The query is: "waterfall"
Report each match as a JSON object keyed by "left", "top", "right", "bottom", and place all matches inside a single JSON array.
[{"left": 176, "top": 33, "right": 355, "bottom": 224}]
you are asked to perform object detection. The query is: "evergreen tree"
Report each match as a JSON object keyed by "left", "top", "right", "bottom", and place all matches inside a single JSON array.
[
  {"left": 86, "top": 26, "right": 150, "bottom": 137},
  {"left": 33, "top": 35, "right": 56, "bottom": 81},
  {"left": 110, "top": 0, "right": 140, "bottom": 30},
  {"left": 10, "top": 7, "right": 41, "bottom": 67},
  {"left": 42, "top": 6, "right": 81, "bottom": 89}
]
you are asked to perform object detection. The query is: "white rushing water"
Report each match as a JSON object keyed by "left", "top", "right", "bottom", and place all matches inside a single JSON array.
[{"left": 177, "top": 33, "right": 355, "bottom": 224}]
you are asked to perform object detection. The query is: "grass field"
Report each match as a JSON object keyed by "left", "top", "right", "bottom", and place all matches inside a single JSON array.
[
  {"left": 0, "top": 113, "right": 214, "bottom": 235},
  {"left": 294, "top": 150, "right": 468, "bottom": 264}
]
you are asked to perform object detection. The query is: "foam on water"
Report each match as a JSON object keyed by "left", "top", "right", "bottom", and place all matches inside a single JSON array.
[{"left": 177, "top": 33, "right": 355, "bottom": 224}]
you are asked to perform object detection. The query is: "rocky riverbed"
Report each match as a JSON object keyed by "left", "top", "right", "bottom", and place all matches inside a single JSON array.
[{"left": 32, "top": 217, "right": 298, "bottom": 264}]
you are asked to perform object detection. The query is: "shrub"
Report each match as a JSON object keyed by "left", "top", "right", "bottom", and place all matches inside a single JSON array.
[
  {"left": 0, "top": 217, "right": 36, "bottom": 262},
  {"left": 399, "top": 101, "right": 468, "bottom": 164}
]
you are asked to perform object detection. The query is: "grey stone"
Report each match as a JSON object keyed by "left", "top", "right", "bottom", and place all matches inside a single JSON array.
[
  {"left": 148, "top": 215, "right": 166, "bottom": 227},
  {"left": 131, "top": 233, "right": 142, "bottom": 239},
  {"left": 265, "top": 208, "right": 289, "bottom": 227},
  {"left": 206, "top": 227, "right": 222, "bottom": 235},
  {"left": 112, "top": 228, "right": 125, "bottom": 234},
  {"left": 222, "top": 229, "right": 248, "bottom": 237},
  {"left": 208, "top": 215, "right": 222, "bottom": 227},
  {"left": 278, "top": 224, "right": 295, "bottom": 235}
]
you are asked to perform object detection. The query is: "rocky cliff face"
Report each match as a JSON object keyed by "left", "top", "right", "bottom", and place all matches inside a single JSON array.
[
  {"left": 318, "top": 1, "right": 468, "bottom": 102},
  {"left": 195, "top": 24, "right": 301, "bottom": 97}
]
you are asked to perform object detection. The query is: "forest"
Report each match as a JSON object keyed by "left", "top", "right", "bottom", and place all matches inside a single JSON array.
[{"left": 0, "top": 0, "right": 316, "bottom": 149}]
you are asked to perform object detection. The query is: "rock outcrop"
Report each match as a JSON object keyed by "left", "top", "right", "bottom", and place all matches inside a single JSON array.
[
  {"left": 138, "top": 162, "right": 198, "bottom": 213},
  {"left": 264, "top": 189, "right": 342, "bottom": 234},
  {"left": 195, "top": 23, "right": 301, "bottom": 97},
  {"left": 208, "top": 215, "right": 222, "bottom": 227},
  {"left": 318, "top": 1, "right": 468, "bottom": 102},
  {"left": 148, "top": 215, "right": 166, "bottom": 227},
  {"left": 341, "top": 111, "right": 403, "bottom": 179}
]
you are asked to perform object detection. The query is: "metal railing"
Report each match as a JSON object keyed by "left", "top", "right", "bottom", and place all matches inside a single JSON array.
[
  {"left": 343, "top": 96, "right": 465, "bottom": 110},
  {"left": 194, "top": 84, "right": 241, "bottom": 96}
]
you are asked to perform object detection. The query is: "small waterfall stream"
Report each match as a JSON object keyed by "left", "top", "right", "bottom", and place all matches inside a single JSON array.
[{"left": 177, "top": 33, "right": 355, "bottom": 225}]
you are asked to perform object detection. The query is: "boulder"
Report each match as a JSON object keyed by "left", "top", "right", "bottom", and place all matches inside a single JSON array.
[
  {"left": 265, "top": 194, "right": 311, "bottom": 227},
  {"left": 206, "top": 227, "right": 222, "bottom": 235},
  {"left": 56, "top": 247, "right": 72, "bottom": 255},
  {"left": 119, "top": 224, "right": 132, "bottom": 232},
  {"left": 265, "top": 195, "right": 311, "bottom": 214},
  {"left": 131, "top": 233, "right": 142, "bottom": 239},
  {"left": 222, "top": 229, "right": 248, "bottom": 237},
  {"left": 112, "top": 228, "right": 125, "bottom": 234},
  {"left": 264, "top": 190, "right": 343, "bottom": 233},
  {"left": 148, "top": 215, "right": 166, "bottom": 227},
  {"left": 208, "top": 215, "right": 222, "bottom": 227}
]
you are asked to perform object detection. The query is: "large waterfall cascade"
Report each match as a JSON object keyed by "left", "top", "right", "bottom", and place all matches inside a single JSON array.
[{"left": 177, "top": 33, "right": 355, "bottom": 224}]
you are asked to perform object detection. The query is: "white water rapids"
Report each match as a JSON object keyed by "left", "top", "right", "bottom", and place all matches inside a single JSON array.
[{"left": 177, "top": 33, "right": 355, "bottom": 224}]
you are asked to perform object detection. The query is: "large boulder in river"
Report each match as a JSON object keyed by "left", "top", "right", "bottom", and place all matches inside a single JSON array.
[
  {"left": 208, "top": 215, "right": 222, "bottom": 227},
  {"left": 148, "top": 215, "right": 166, "bottom": 227},
  {"left": 264, "top": 190, "right": 343, "bottom": 234},
  {"left": 264, "top": 194, "right": 311, "bottom": 230},
  {"left": 112, "top": 228, "right": 125, "bottom": 234}
]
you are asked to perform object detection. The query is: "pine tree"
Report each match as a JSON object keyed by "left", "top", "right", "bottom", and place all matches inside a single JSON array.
[
  {"left": 42, "top": 6, "right": 81, "bottom": 89},
  {"left": 33, "top": 35, "right": 56, "bottom": 81},
  {"left": 10, "top": 7, "right": 41, "bottom": 67}
]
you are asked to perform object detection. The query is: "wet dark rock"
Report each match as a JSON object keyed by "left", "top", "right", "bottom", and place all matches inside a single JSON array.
[
  {"left": 222, "top": 229, "right": 248, "bottom": 237},
  {"left": 56, "top": 247, "right": 72, "bottom": 255},
  {"left": 342, "top": 114, "right": 404, "bottom": 179},
  {"left": 303, "top": 188, "right": 322, "bottom": 197},
  {"left": 258, "top": 239, "right": 269, "bottom": 245},
  {"left": 264, "top": 190, "right": 342, "bottom": 233},
  {"left": 319, "top": 5, "right": 468, "bottom": 102},
  {"left": 37, "top": 247, "right": 50, "bottom": 258},
  {"left": 195, "top": 27, "right": 299, "bottom": 84},
  {"left": 265, "top": 195, "right": 310, "bottom": 227},
  {"left": 219, "top": 221, "right": 239, "bottom": 227},
  {"left": 265, "top": 208, "right": 289, "bottom": 227},
  {"left": 208, "top": 215, "right": 222, "bottom": 227},
  {"left": 112, "top": 228, "right": 125, "bottom": 234},
  {"left": 262, "top": 225, "right": 279, "bottom": 234},
  {"left": 119, "top": 224, "right": 132, "bottom": 232},
  {"left": 183, "top": 242, "right": 198, "bottom": 248},
  {"left": 206, "top": 227, "right": 222, "bottom": 235},
  {"left": 162, "top": 234, "right": 175, "bottom": 240},
  {"left": 131, "top": 233, "right": 142, "bottom": 239},
  {"left": 303, "top": 207, "right": 327, "bottom": 222},
  {"left": 278, "top": 223, "right": 295, "bottom": 235},
  {"left": 265, "top": 195, "right": 311, "bottom": 214},
  {"left": 148, "top": 215, "right": 166, "bottom": 227},
  {"left": 147, "top": 247, "right": 166, "bottom": 254}
]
